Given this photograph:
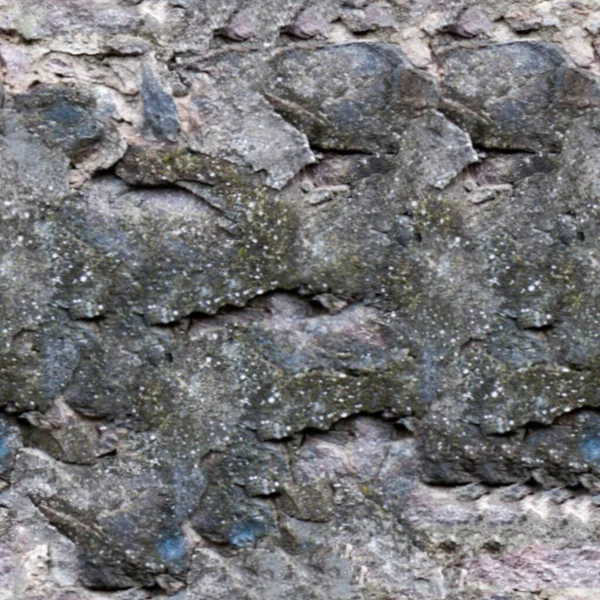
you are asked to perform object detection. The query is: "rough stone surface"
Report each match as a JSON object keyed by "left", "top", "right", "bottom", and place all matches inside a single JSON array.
[
  {"left": 0, "top": 1, "right": 599, "bottom": 599},
  {"left": 455, "top": 7, "right": 493, "bottom": 38}
]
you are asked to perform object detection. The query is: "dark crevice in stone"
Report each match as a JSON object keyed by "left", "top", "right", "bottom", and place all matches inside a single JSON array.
[
  {"left": 471, "top": 144, "right": 541, "bottom": 156},
  {"left": 149, "top": 287, "right": 358, "bottom": 331},
  {"left": 486, "top": 405, "right": 600, "bottom": 441},
  {"left": 261, "top": 410, "right": 413, "bottom": 444},
  {"left": 308, "top": 144, "right": 380, "bottom": 157},
  {"left": 68, "top": 313, "right": 108, "bottom": 325},
  {"left": 520, "top": 321, "right": 555, "bottom": 333}
]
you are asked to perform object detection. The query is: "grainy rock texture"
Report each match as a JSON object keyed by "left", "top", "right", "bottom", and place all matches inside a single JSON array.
[{"left": 0, "top": 0, "right": 600, "bottom": 598}]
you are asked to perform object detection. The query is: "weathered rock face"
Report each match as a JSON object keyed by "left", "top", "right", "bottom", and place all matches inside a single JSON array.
[{"left": 1, "top": 1, "right": 600, "bottom": 599}]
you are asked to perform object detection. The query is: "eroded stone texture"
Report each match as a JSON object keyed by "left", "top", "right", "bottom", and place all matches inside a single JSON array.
[
  {"left": 267, "top": 42, "right": 439, "bottom": 152},
  {"left": 0, "top": 1, "right": 600, "bottom": 599},
  {"left": 439, "top": 41, "right": 599, "bottom": 152}
]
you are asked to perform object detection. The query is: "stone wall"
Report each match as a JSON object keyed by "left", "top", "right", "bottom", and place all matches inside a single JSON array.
[{"left": 1, "top": 1, "right": 600, "bottom": 598}]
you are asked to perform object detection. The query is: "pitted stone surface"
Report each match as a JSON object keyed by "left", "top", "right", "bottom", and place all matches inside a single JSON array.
[{"left": 0, "top": 1, "right": 600, "bottom": 599}]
